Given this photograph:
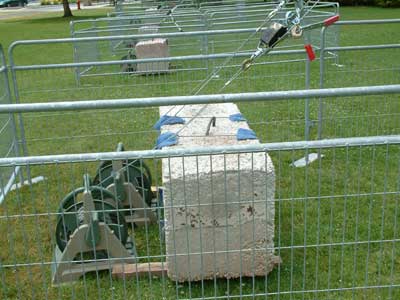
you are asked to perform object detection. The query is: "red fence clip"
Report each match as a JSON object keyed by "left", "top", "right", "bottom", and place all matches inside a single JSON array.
[
  {"left": 324, "top": 15, "right": 340, "bottom": 27},
  {"left": 304, "top": 44, "right": 316, "bottom": 61}
]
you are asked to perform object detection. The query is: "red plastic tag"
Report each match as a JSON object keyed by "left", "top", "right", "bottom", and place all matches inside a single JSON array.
[
  {"left": 324, "top": 15, "right": 340, "bottom": 27},
  {"left": 304, "top": 44, "right": 316, "bottom": 61}
]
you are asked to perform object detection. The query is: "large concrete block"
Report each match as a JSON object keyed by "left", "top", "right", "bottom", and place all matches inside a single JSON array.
[
  {"left": 135, "top": 38, "right": 169, "bottom": 74},
  {"left": 159, "top": 104, "right": 279, "bottom": 282}
]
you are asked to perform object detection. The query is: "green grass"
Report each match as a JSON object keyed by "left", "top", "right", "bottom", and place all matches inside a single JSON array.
[{"left": 0, "top": 5, "right": 400, "bottom": 300}]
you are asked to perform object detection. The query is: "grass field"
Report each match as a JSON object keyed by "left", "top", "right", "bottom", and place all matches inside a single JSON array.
[{"left": 0, "top": 4, "right": 400, "bottom": 300}]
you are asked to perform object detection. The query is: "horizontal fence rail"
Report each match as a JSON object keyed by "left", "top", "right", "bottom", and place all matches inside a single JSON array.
[
  {"left": 0, "top": 85, "right": 399, "bottom": 113},
  {"left": 0, "top": 135, "right": 398, "bottom": 165}
]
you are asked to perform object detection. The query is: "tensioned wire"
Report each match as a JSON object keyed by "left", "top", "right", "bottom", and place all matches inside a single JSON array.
[
  {"left": 159, "top": 0, "right": 290, "bottom": 133},
  {"left": 97, "top": 0, "right": 317, "bottom": 187},
  {"left": 161, "top": 0, "right": 322, "bottom": 141}
]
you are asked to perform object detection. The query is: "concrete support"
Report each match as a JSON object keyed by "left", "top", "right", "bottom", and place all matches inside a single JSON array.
[
  {"left": 159, "top": 103, "right": 279, "bottom": 282},
  {"left": 135, "top": 38, "right": 169, "bottom": 73}
]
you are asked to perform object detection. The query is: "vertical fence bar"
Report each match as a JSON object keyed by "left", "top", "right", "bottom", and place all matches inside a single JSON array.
[
  {"left": 318, "top": 26, "right": 327, "bottom": 140},
  {"left": 0, "top": 45, "right": 22, "bottom": 203}
]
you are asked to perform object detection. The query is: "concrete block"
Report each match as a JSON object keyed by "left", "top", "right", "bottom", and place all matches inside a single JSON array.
[
  {"left": 135, "top": 38, "right": 169, "bottom": 74},
  {"left": 159, "top": 103, "right": 278, "bottom": 282}
]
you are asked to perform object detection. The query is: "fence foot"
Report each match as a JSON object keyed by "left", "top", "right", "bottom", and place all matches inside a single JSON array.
[
  {"left": 9, "top": 176, "right": 46, "bottom": 191},
  {"left": 291, "top": 153, "right": 324, "bottom": 168}
]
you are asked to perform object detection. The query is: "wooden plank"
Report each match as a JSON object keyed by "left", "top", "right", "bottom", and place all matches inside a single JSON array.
[
  {"left": 151, "top": 186, "right": 163, "bottom": 196},
  {"left": 112, "top": 262, "right": 168, "bottom": 279}
]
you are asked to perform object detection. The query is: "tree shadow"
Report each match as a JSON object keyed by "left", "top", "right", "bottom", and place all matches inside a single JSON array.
[{"left": 22, "top": 14, "right": 107, "bottom": 24}]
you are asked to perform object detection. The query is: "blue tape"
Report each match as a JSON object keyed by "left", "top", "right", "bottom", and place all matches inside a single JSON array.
[
  {"left": 236, "top": 128, "right": 257, "bottom": 140},
  {"left": 156, "top": 132, "right": 178, "bottom": 149},
  {"left": 153, "top": 115, "right": 185, "bottom": 130},
  {"left": 229, "top": 113, "right": 247, "bottom": 122}
]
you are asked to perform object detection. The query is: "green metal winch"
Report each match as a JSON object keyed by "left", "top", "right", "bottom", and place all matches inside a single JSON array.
[
  {"left": 93, "top": 143, "right": 153, "bottom": 207},
  {"left": 52, "top": 174, "right": 136, "bottom": 285},
  {"left": 52, "top": 143, "right": 158, "bottom": 285}
]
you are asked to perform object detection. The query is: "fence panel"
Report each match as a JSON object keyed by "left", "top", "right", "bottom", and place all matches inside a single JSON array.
[
  {"left": 319, "top": 19, "right": 400, "bottom": 140},
  {"left": 0, "top": 135, "right": 399, "bottom": 299},
  {"left": 8, "top": 43, "right": 400, "bottom": 158},
  {"left": 7, "top": 44, "right": 312, "bottom": 158},
  {"left": 0, "top": 45, "right": 20, "bottom": 204},
  {"left": 72, "top": 1, "right": 338, "bottom": 57}
]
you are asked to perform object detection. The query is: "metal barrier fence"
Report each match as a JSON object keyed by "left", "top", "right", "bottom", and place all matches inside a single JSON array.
[
  {"left": 318, "top": 19, "right": 400, "bottom": 140},
  {"left": 7, "top": 32, "right": 319, "bottom": 157},
  {"left": 6, "top": 23, "right": 400, "bottom": 158},
  {"left": 0, "top": 45, "right": 20, "bottom": 204},
  {"left": 71, "top": 1, "right": 338, "bottom": 57},
  {"left": 112, "top": 0, "right": 259, "bottom": 15},
  {"left": 114, "top": 0, "right": 196, "bottom": 13},
  {"left": 71, "top": 17, "right": 206, "bottom": 61},
  {"left": 10, "top": 29, "right": 315, "bottom": 98},
  {"left": 1, "top": 16, "right": 400, "bottom": 300},
  {"left": 0, "top": 85, "right": 399, "bottom": 299}
]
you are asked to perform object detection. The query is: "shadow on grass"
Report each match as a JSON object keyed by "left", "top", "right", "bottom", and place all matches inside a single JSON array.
[{"left": 19, "top": 14, "right": 107, "bottom": 24}]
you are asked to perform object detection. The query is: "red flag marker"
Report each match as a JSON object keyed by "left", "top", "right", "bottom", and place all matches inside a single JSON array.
[
  {"left": 304, "top": 44, "right": 316, "bottom": 61},
  {"left": 324, "top": 15, "right": 340, "bottom": 27}
]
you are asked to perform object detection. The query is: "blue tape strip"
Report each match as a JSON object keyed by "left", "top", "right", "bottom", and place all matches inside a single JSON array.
[
  {"left": 236, "top": 128, "right": 257, "bottom": 140},
  {"left": 229, "top": 113, "right": 247, "bottom": 122},
  {"left": 156, "top": 132, "right": 178, "bottom": 149},
  {"left": 153, "top": 115, "right": 185, "bottom": 130}
]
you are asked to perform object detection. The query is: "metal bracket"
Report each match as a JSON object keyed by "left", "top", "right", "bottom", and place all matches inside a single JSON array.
[
  {"left": 52, "top": 224, "right": 136, "bottom": 285},
  {"left": 205, "top": 116, "right": 216, "bottom": 136},
  {"left": 107, "top": 159, "right": 157, "bottom": 225}
]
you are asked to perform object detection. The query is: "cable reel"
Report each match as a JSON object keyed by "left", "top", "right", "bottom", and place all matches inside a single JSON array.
[
  {"left": 55, "top": 186, "right": 128, "bottom": 254},
  {"left": 121, "top": 50, "right": 137, "bottom": 73},
  {"left": 93, "top": 143, "right": 153, "bottom": 207},
  {"left": 93, "top": 143, "right": 157, "bottom": 226},
  {"left": 52, "top": 174, "right": 136, "bottom": 285}
]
